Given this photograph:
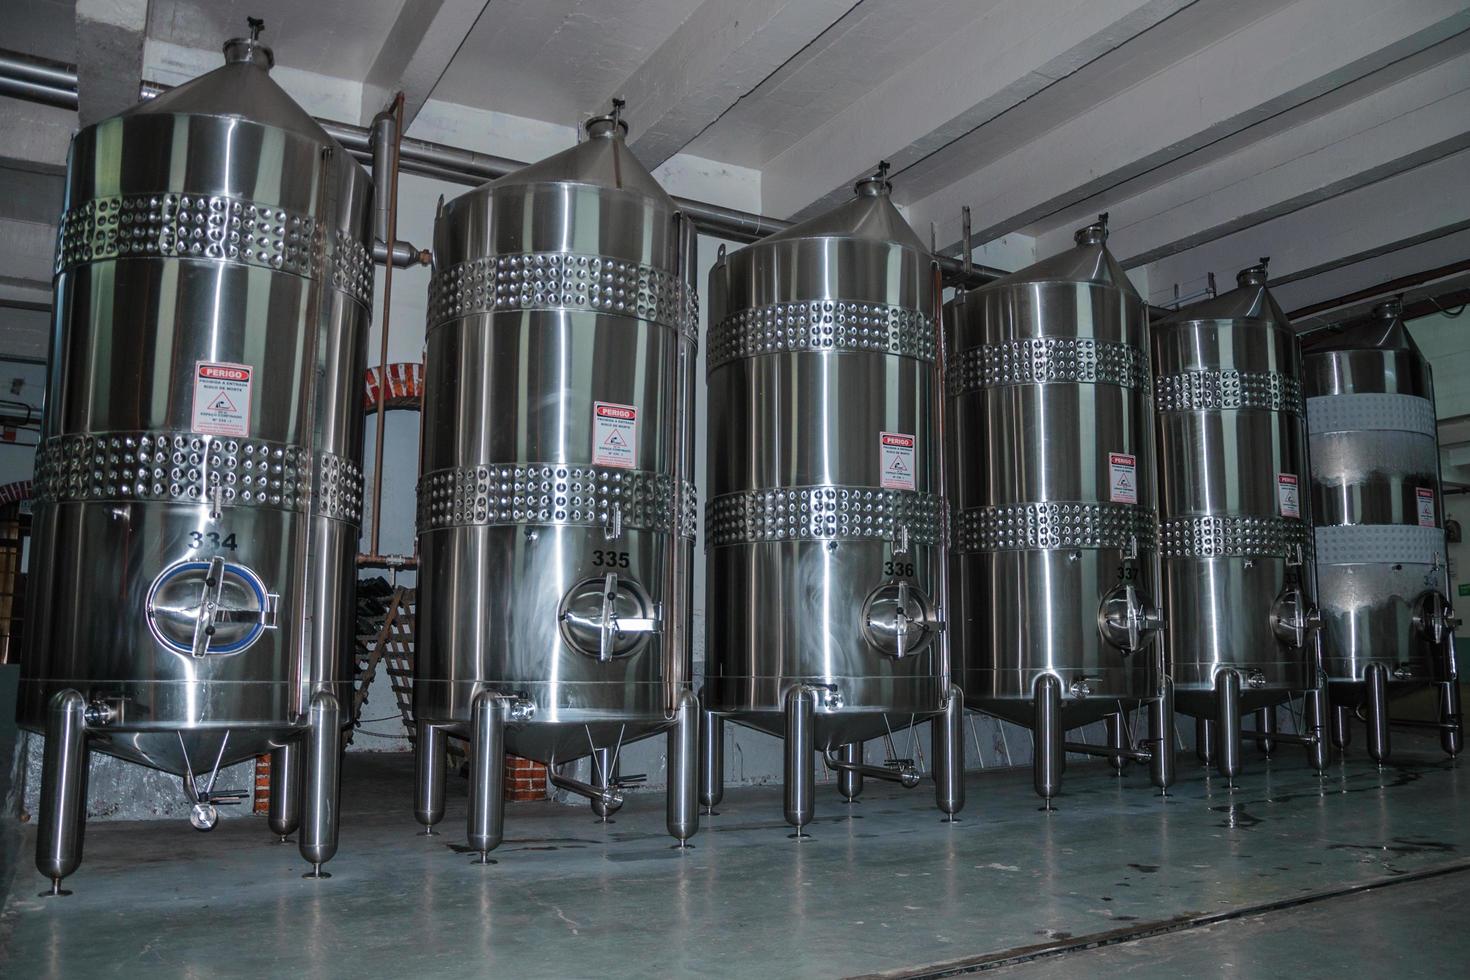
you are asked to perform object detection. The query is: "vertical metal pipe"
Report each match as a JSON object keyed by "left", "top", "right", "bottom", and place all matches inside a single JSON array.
[
  {"left": 1441, "top": 680, "right": 1463, "bottom": 758},
  {"left": 1216, "top": 670, "right": 1242, "bottom": 783},
  {"left": 1365, "top": 663, "right": 1390, "bottom": 765},
  {"left": 36, "top": 689, "right": 88, "bottom": 895},
  {"left": 783, "top": 686, "right": 816, "bottom": 835},
  {"left": 666, "top": 689, "right": 699, "bottom": 846},
  {"left": 1332, "top": 704, "right": 1352, "bottom": 749},
  {"left": 1034, "top": 675, "right": 1063, "bottom": 807},
  {"left": 367, "top": 94, "right": 403, "bottom": 559},
  {"left": 663, "top": 212, "right": 698, "bottom": 711},
  {"left": 837, "top": 742, "right": 864, "bottom": 802},
  {"left": 934, "top": 684, "right": 965, "bottom": 819},
  {"left": 414, "top": 721, "right": 446, "bottom": 834},
  {"left": 590, "top": 746, "right": 621, "bottom": 821},
  {"left": 1304, "top": 687, "right": 1330, "bottom": 770},
  {"left": 1150, "top": 675, "right": 1176, "bottom": 792},
  {"left": 1196, "top": 716, "right": 1215, "bottom": 765},
  {"left": 1254, "top": 706, "right": 1278, "bottom": 756},
  {"left": 268, "top": 741, "right": 302, "bottom": 842},
  {"left": 467, "top": 692, "right": 507, "bottom": 862},
  {"left": 698, "top": 688, "right": 724, "bottom": 815},
  {"left": 299, "top": 691, "right": 342, "bottom": 878},
  {"left": 1105, "top": 711, "right": 1128, "bottom": 772}
]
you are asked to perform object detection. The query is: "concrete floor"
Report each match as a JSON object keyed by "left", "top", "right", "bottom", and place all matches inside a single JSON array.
[{"left": 1, "top": 730, "right": 1466, "bottom": 979}]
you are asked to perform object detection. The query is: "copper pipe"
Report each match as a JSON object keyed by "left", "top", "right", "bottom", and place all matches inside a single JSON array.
[{"left": 369, "top": 93, "right": 405, "bottom": 558}]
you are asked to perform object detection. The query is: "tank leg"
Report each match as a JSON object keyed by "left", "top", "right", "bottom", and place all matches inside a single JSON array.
[
  {"left": 1196, "top": 717, "right": 1215, "bottom": 765},
  {"left": 1105, "top": 711, "right": 1128, "bottom": 773},
  {"left": 1215, "top": 670, "right": 1242, "bottom": 786},
  {"left": 783, "top": 686, "right": 816, "bottom": 837},
  {"left": 1440, "top": 681, "right": 1463, "bottom": 759},
  {"left": 467, "top": 692, "right": 508, "bottom": 863},
  {"left": 590, "top": 747, "right": 621, "bottom": 822},
  {"left": 36, "top": 690, "right": 88, "bottom": 896},
  {"left": 667, "top": 689, "right": 699, "bottom": 847},
  {"left": 414, "top": 721, "right": 446, "bottom": 836},
  {"left": 299, "top": 691, "right": 342, "bottom": 879},
  {"left": 837, "top": 742, "right": 864, "bottom": 802},
  {"left": 268, "top": 741, "right": 302, "bottom": 843},
  {"left": 1304, "top": 688, "right": 1330, "bottom": 771},
  {"left": 934, "top": 685, "right": 965, "bottom": 820},
  {"left": 698, "top": 688, "right": 724, "bottom": 815},
  {"left": 1332, "top": 704, "right": 1352, "bottom": 750},
  {"left": 1150, "top": 675, "right": 1176, "bottom": 794},
  {"left": 1254, "top": 706, "right": 1277, "bottom": 756},
  {"left": 1034, "top": 675, "right": 1063, "bottom": 808},
  {"left": 1365, "top": 663, "right": 1390, "bottom": 766}
]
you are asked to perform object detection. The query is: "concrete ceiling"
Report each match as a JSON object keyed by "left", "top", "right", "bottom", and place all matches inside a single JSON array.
[{"left": 1, "top": 0, "right": 1468, "bottom": 322}]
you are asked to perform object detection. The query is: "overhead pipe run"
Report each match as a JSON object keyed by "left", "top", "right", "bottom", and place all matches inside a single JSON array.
[{"left": 0, "top": 48, "right": 1000, "bottom": 286}]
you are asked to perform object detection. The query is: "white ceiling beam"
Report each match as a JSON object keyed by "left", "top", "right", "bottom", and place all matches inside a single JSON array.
[
  {"left": 359, "top": 0, "right": 493, "bottom": 128},
  {"left": 759, "top": 0, "right": 1195, "bottom": 220},
  {"left": 908, "top": 0, "right": 1470, "bottom": 255},
  {"left": 74, "top": 0, "right": 149, "bottom": 127},
  {"left": 605, "top": 0, "right": 860, "bottom": 169},
  {"left": 1142, "top": 150, "right": 1470, "bottom": 313},
  {"left": 1034, "top": 44, "right": 1470, "bottom": 267}
]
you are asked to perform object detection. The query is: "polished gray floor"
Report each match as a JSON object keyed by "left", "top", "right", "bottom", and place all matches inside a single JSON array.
[{"left": 1, "top": 728, "right": 1466, "bottom": 979}]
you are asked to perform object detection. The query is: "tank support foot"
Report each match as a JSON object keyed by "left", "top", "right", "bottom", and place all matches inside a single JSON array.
[
  {"left": 1440, "top": 681, "right": 1463, "bottom": 759},
  {"left": 1105, "top": 711, "right": 1128, "bottom": 773},
  {"left": 268, "top": 741, "right": 302, "bottom": 843},
  {"left": 468, "top": 692, "right": 510, "bottom": 859},
  {"left": 299, "top": 691, "right": 342, "bottom": 876},
  {"left": 1150, "top": 675, "right": 1176, "bottom": 794},
  {"left": 934, "top": 685, "right": 966, "bottom": 820},
  {"left": 1033, "top": 675, "right": 1063, "bottom": 805},
  {"left": 415, "top": 721, "right": 447, "bottom": 835},
  {"left": 784, "top": 686, "right": 816, "bottom": 835},
  {"left": 1304, "top": 687, "right": 1330, "bottom": 771},
  {"left": 698, "top": 688, "right": 724, "bottom": 816},
  {"left": 666, "top": 690, "right": 700, "bottom": 844},
  {"left": 1254, "top": 706, "right": 1278, "bottom": 756},
  {"left": 1196, "top": 717, "right": 1215, "bottom": 765},
  {"left": 1332, "top": 704, "right": 1352, "bottom": 750},
  {"left": 1365, "top": 663, "right": 1391, "bottom": 765},
  {"left": 837, "top": 742, "right": 864, "bottom": 802},
  {"left": 1216, "top": 670, "right": 1242, "bottom": 783},
  {"left": 36, "top": 689, "right": 88, "bottom": 895}
]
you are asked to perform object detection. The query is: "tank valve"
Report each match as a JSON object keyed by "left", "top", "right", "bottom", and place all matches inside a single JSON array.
[
  {"left": 1069, "top": 680, "right": 1093, "bottom": 700},
  {"left": 1097, "top": 583, "right": 1165, "bottom": 652},
  {"left": 1246, "top": 669, "right": 1268, "bottom": 690},
  {"left": 1270, "top": 587, "right": 1320, "bottom": 648},
  {"left": 1413, "top": 591, "right": 1459, "bottom": 646}
]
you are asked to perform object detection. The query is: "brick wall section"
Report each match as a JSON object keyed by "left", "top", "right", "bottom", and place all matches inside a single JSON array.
[
  {"left": 253, "top": 754, "right": 270, "bottom": 814},
  {"left": 505, "top": 755, "right": 547, "bottom": 801}
]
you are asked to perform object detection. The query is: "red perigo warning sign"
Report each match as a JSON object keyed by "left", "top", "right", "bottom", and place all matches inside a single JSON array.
[
  {"left": 192, "top": 361, "right": 252, "bottom": 437},
  {"left": 880, "top": 431, "right": 916, "bottom": 490},
  {"left": 592, "top": 401, "right": 637, "bottom": 469}
]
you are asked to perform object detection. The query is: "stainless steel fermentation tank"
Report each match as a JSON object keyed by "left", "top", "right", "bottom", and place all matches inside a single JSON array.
[
  {"left": 1303, "top": 298, "right": 1462, "bottom": 763},
  {"left": 702, "top": 168, "right": 965, "bottom": 834},
  {"left": 1152, "top": 263, "right": 1328, "bottom": 781},
  {"left": 414, "top": 107, "right": 700, "bottom": 857},
  {"left": 20, "top": 24, "right": 373, "bottom": 891},
  {"left": 947, "top": 217, "right": 1171, "bottom": 805}
]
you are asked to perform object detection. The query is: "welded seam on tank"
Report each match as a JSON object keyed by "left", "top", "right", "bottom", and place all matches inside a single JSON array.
[
  {"left": 54, "top": 192, "right": 373, "bottom": 306},
  {"left": 707, "top": 300, "right": 935, "bottom": 368},
  {"left": 861, "top": 858, "right": 1470, "bottom": 979},
  {"left": 32, "top": 431, "right": 362, "bottom": 523},
  {"left": 426, "top": 252, "right": 698, "bottom": 342},
  {"left": 417, "top": 463, "right": 696, "bottom": 539},
  {"left": 706, "top": 485, "right": 944, "bottom": 546}
]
